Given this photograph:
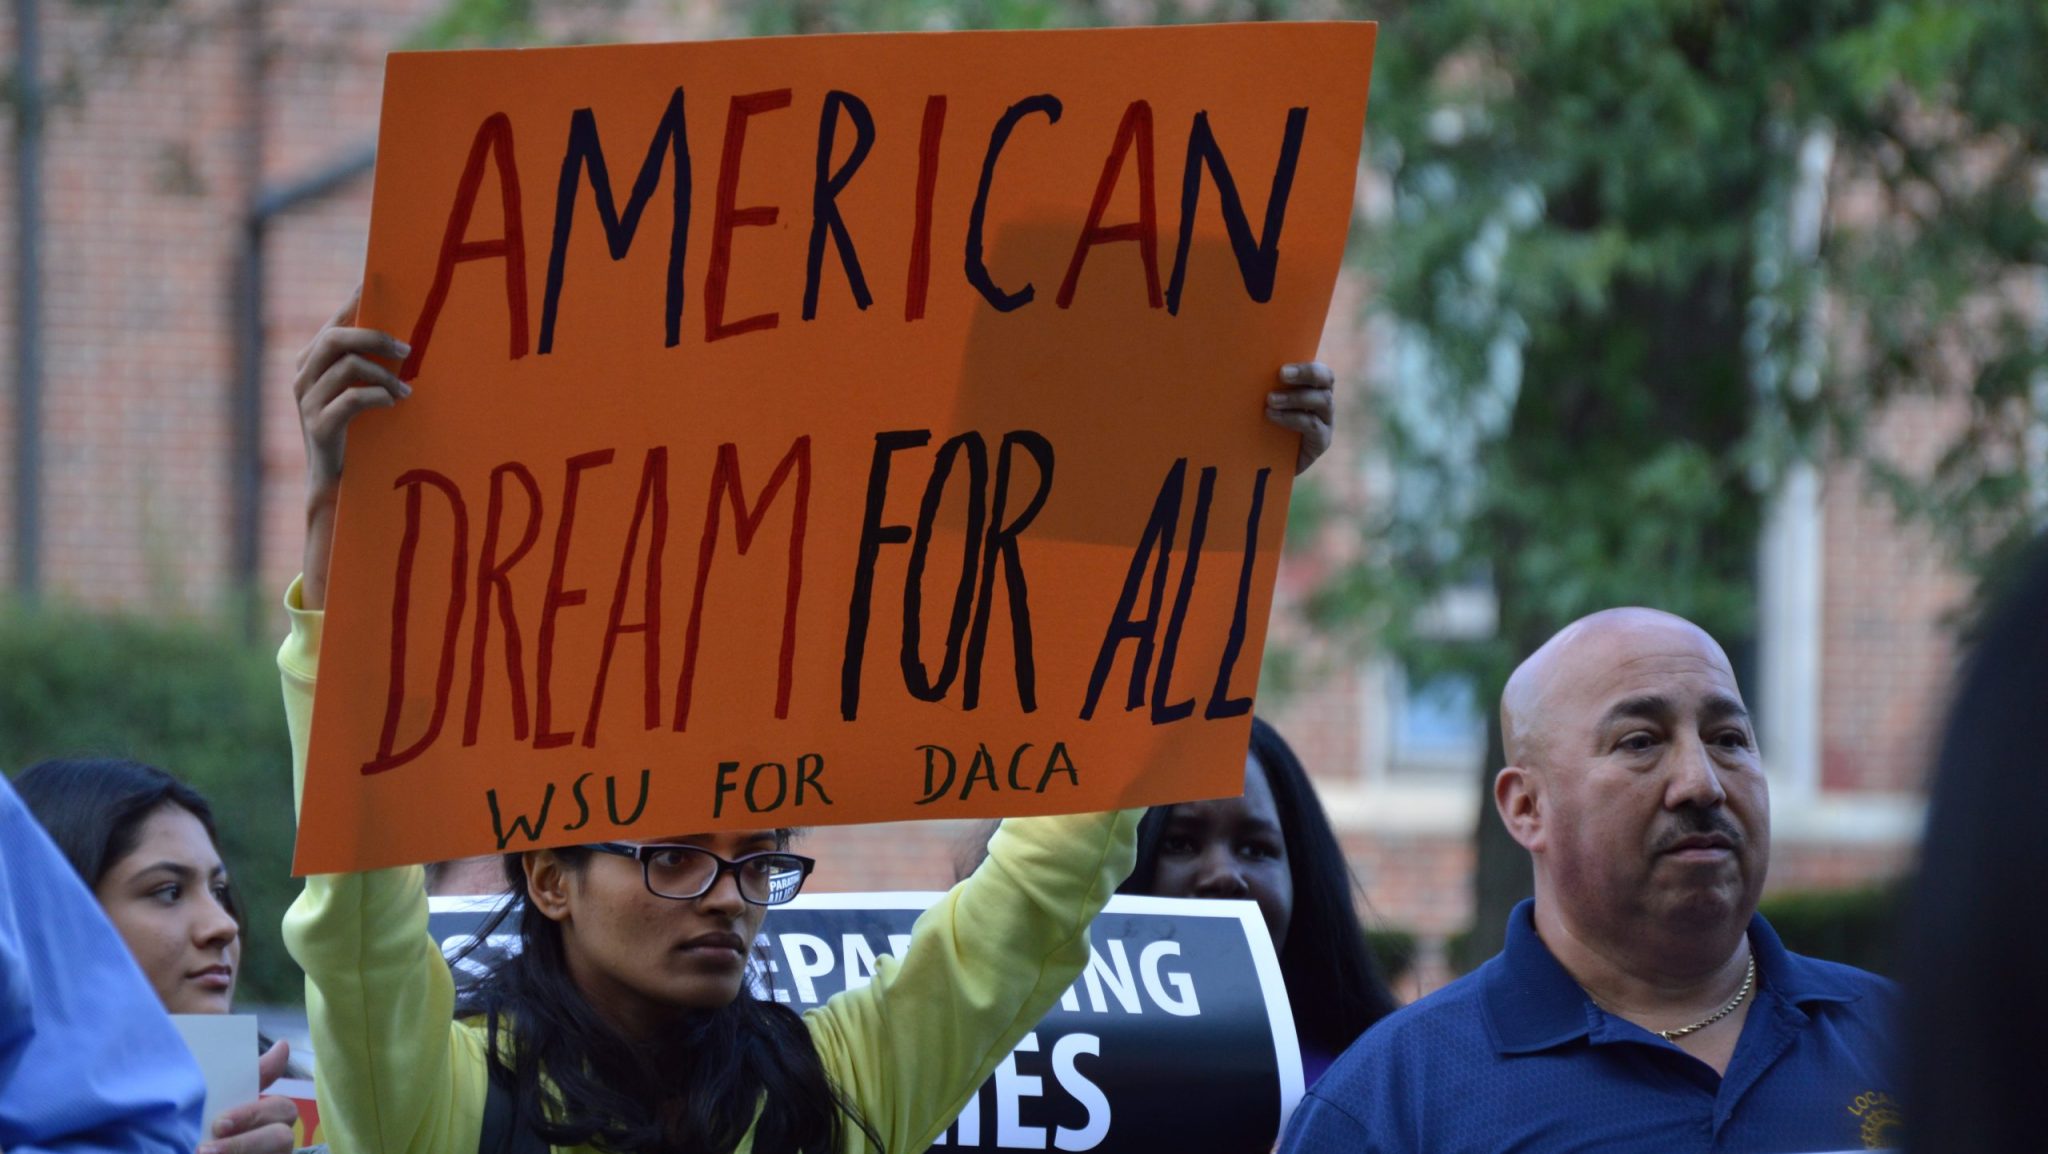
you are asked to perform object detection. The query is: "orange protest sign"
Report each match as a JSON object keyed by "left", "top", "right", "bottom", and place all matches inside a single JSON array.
[{"left": 296, "top": 22, "right": 1376, "bottom": 874}]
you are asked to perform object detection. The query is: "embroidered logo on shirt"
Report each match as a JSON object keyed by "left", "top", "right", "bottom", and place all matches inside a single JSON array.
[{"left": 1848, "top": 1090, "right": 1902, "bottom": 1149}]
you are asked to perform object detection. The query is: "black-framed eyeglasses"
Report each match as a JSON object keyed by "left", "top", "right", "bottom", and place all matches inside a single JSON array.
[{"left": 586, "top": 842, "right": 816, "bottom": 906}]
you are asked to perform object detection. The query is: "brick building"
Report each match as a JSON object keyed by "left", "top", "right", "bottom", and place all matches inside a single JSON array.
[{"left": 1, "top": 0, "right": 1933, "bottom": 973}]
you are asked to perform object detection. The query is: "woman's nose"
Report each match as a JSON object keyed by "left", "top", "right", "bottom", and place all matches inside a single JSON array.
[
  {"left": 1191, "top": 847, "right": 1249, "bottom": 898},
  {"left": 696, "top": 867, "right": 747, "bottom": 916},
  {"left": 195, "top": 893, "right": 239, "bottom": 949}
]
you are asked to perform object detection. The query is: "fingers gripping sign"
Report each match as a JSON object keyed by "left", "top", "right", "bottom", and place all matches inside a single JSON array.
[
  {"left": 297, "top": 286, "right": 414, "bottom": 610},
  {"left": 297, "top": 285, "right": 414, "bottom": 492},
  {"left": 1265, "top": 361, "right": 1335, "bottom": 475}
]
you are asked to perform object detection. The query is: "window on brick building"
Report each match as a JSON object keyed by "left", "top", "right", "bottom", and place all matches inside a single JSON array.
[
  {"left": 1382, "top": 584, "right": 1493, "bottom": 778},
  {"left": 1388, "top": 667, "right": 1487, "bottom": 776}
]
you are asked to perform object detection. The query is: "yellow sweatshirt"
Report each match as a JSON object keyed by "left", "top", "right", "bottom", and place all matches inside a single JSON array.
[{"left": 277, "top": 581, "right": 1139, "bottom": 1154}]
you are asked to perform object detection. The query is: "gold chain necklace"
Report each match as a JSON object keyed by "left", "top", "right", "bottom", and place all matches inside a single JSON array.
[{"left": 1584, "top": 952, "right": 1757, "bottom": 1042}]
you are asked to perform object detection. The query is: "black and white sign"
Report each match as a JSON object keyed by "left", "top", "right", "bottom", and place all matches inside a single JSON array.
[
  {"left": 428, "top": 893, "right": 1301, "bottom": 1152},
  {"left": 430, "top": 892, "right": 522, "bottom": 990}
]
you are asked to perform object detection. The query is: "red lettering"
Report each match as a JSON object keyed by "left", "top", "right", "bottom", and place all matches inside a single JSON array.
[
  {"left": 582, "top": 447, "right": 670, "bottom": 747},
  {"left": 1056, "top": 100, "right": 1161, "bottom": 310},
  {"left": 704, "top": 89, "right": 793, "bottom": 342},
  {"left": 905, "top": 95, "right": 947, "bottom": 323},
  {"left": 674, "top": 437, "right": 811, "bottom": 731},
  {"left": 533, "top": 449, "right": 616, "bottom": 749},
  {"left": 402, "top": 112, "right": 530, "bottom": 380},
  {"left": 363, "top": 470, "right": 469, "bottom": 775},
  {"left": 463, "top": 462, "right": 543, "bottom": 746}
]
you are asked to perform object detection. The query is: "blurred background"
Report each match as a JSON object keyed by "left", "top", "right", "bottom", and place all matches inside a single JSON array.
[{"left": 2, "top": 0, "right": 2042, "bottom": 1008}]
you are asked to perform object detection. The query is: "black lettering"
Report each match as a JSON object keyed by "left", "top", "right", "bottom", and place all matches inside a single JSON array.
[
  {"left": 606, "top": 768, "right": 652, "bottom": 825},
  {"left": 1151, "top": 465, "right": 1216, "bottom": 723},
  {"left": 966, "top": 95, "right": 1062, "bottom": 312},
  {"left": 562, "top": 771, "right": 594, "bottom": 832},
  {"left": 1005, "top": 742, "right": 1035, "bottom": 791},
  {"left": 1036, "top": 742, "right": 1080, "bottom": 792},
  {"left": 842, "top": 430, "right": 932, "bottom": 720},
  {"left": 540, "top": 88, "right": 692, "bottom": 351},
  {"left": 796, "top": 753, "right": 831, "bottom": 806},
  {"left": 487, "top": 783, "right": 557, "bottom": 849},
  {"left": 714, "top": 760, "right": 741, "bottom": 818},
  {"left": 746, "top": 762, "right": 789, "bottom": 813},
  {"left": 1205, "top": 468, "right": 1269, "bottom": 720},
  {"left": 1079, "top": 458, "right": 1186, "bottom": 720},
  {"left": 963, "top": 431, "right": 1052, "bottom": 712},
  {"left": 1165, "top": 107, "right": 1307, "bottom": 315},
  {"left": 916, "top": 744, "right": 957, "bottom": 805},
  {"left": 803, "top": 90, "right": 876, "bottom": 320},
  {"left": 901, "top": 432, "right": 988, "bottom": 702},
  {"left": 960, "top": 743, "right": 999, "bottom": 799}
]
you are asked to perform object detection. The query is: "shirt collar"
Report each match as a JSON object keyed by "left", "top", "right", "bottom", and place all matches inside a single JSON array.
[
  {"left": 1742, "top": 910, "right": 1865, "bottom": 1009},
  {"left": 1482, "top": 899, "right": 1865, "bottom": 1055},
  {"left": 1481, "top": 899, "right": 1598, "bottom": 1054}
]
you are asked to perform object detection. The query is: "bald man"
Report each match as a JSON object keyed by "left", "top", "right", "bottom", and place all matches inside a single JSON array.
[{"left": 1279, "top": 609, "right": 1901, "bottom": 1153}]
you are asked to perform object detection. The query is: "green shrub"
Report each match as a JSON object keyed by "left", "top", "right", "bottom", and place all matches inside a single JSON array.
[
  {"left": 1367, "top": 927, "right": 1418, "bottom": 984},
  {"left": 1437, "top": 882, "right": 1906, "bottom": 980},
  {"left": 1446, "top": 925, "right": 1483, "bottom": 975},
  {"left": 0, "top": 604, "right": 301, "bottom": 1006},
  {"left": 1758, "top": 882, "right": 1904, "bottom": 978}
]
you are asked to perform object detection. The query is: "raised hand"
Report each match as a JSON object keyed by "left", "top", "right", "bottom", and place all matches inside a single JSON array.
[
  {"left": 294, "top": 286, "right": 411, "bottom": 609},
  {"left": 1266, "top": 361, "right": 1335, "bottom": 475}
]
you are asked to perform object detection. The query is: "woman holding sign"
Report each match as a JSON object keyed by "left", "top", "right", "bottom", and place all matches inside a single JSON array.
[{"left": 279, "top": 292, "right": 1334, "bottom": 1153}]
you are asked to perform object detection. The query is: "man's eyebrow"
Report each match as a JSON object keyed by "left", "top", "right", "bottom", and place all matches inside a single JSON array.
[
  {"left": 1701, "top": 694, "right": 1751, "bottom": 725},
  {"left": 1599, "top": 694, "right": 1674, "bottom": 730}
]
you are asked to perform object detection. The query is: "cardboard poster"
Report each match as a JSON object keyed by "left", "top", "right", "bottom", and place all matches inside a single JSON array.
[
  {"left": 300, "top": 23, "right": 1376, "bottom": 872},
  {"left": 426, "top": 893, "right": 1302, "bottom": 1152}
]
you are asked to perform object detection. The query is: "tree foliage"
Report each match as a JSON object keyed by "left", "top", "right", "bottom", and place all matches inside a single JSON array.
[
  {"left": 0, "top": 608, "right": 300, "bottom": 1005},
  {"left": 12, "top": 0, "right": 2037, "bottom": 990},
  {"left": 724, "top": 0, "right": 2048, "bottom": 950},
  {"left": 1314, "top": 0, "right": 2048, "bottom": 949}
]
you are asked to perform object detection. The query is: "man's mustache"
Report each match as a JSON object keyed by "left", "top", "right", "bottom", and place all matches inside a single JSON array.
[{"left": 1650, "top": 806, "right": 1744, "bottom": 853}]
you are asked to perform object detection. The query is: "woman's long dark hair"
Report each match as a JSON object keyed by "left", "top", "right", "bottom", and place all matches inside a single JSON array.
[
  {"left": 1118, "top": 717, "right": 1397, "bottom": 1055},
  {"left": 12, "top": 757, "right": 240, "bottom": 925},
  {"left": 1903, "top": 539, "right": 2048, "bottom": 1153},
  {"left": 464, "top": 843, "right": 877, "bottom": 1154}
]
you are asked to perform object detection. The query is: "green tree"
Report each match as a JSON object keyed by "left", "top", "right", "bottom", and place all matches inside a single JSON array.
[
  {"left": 1313, "top": 0, "right": 2048, "bottom": 955},
  {"left": 746, "top": 0, "right": 2048, "bottom": 949},
  {"left": 0, "top": 609, "right": 300, "bottom": 1004}
]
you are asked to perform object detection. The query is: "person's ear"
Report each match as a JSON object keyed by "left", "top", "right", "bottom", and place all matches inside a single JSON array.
[
  {"left": 524, "top": 850, "right": 574, "bottom": 923},
  {"left": 1494, "top": 765, "right": 1545, "bottom": 852}
]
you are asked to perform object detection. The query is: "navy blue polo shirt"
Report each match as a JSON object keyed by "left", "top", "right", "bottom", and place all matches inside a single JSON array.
[{"left": 1279, "top": 900, "right": 1901, "bottom": 1153}]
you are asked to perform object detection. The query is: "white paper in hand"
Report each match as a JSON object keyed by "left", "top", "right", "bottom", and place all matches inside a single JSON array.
[{"left": 171, "top": 1013, "right": 259, "bottom": 1138}]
